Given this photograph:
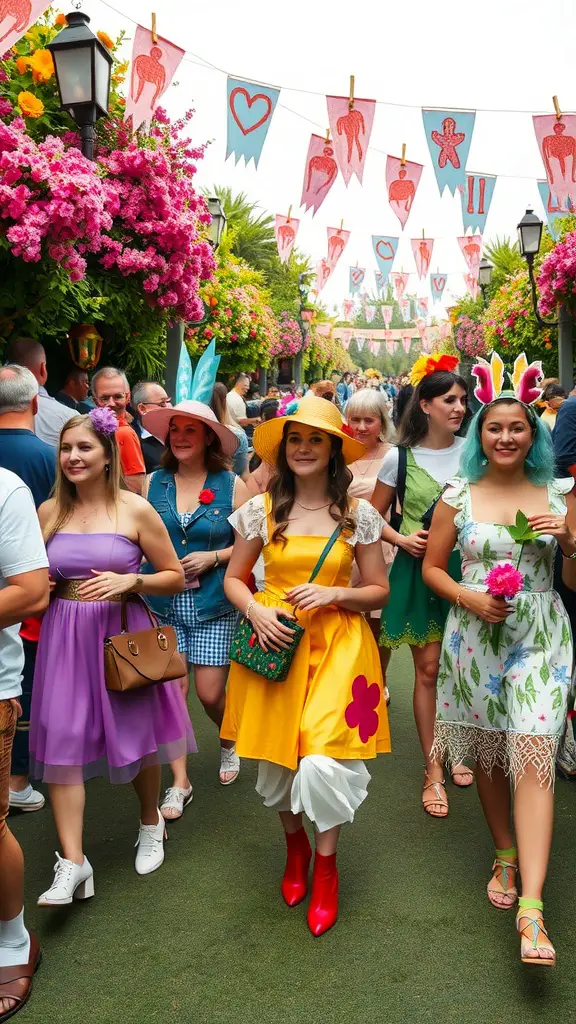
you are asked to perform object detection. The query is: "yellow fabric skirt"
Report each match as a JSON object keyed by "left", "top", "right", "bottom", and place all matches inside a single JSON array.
[{"left": 221, "top": 531, "right": 391, "bottom": 771}]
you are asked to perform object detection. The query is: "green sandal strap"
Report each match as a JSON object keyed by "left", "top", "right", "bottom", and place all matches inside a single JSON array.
[{"left": 518, "top": 897, "right": 543, "bottom": 912}]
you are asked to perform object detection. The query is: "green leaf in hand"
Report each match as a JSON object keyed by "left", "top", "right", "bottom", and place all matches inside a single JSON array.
[{"left": 505, "top": 510, "right": 540, "bottom": 544}]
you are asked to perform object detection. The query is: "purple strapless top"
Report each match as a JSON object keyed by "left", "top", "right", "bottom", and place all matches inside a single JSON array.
[{"left": 47, "top": 533, "right": 142, "bottom": 581}]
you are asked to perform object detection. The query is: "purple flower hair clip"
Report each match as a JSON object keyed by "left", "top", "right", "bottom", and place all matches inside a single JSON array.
[{"left": 89, "top": 407, "right": 118, "bottom": 436}]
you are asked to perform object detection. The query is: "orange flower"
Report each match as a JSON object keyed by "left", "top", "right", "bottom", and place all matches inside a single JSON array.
[
  {"left": 97, "top": 31, "right": 115, "bottom": 50},
  {"left": 15, "top": 56, "right": 29, "bottom": 75},
  {"left": 17, "top": 91, "right": 44, "bottom": 118},
  {"left": 55, "top": 13, "right": 67, "bottom": 26},
  {"left": 29, "top": 49, "right": 54, "bottom": 84}
]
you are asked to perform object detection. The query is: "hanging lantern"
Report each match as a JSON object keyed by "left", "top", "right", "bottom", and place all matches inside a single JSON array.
[{"left": 68, "top": 323, "right": 103, "bottom": 369}]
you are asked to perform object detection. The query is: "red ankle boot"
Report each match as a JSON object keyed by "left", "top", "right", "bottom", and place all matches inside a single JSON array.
[
  {"left": 281, "top": 828, "right": 312, "bottom": 907},
  {"left": 307, "top": 852, "right": 339, "bottom": 937}
]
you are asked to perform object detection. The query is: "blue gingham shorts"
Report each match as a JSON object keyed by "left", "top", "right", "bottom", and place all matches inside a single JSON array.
[{"left": 166, "top": 591, "right": 238, "bottom": 666}]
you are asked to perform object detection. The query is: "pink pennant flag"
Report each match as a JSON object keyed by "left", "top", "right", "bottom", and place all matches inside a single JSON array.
[
  {"left": 125, "top": 26, "right": 185, "bottom": 131},
  {"left": 342, "top": 299, "right": 356, "bottom": 321},
  {"left": 464, "top": 272, "right": 479, "bottom": 300},
  {"left": 391, "top": 273, "right": 410, "bottom": 300},
  {"left": 458, "top": 234, "right": 483, "bottom": 274},
  {"left": 386, "top": 156, "right": 424, "bottom": 230},
  {"left": 366, "top": 306, "right": 376, "bottom": 323},
  {"left": 381, "top": 305, "right": 393, "bottom": 328},
  {"left": 385, "top": 337, "right": 397, "bottom": 355},
  {"left": 300, "top": 133, "right": 339, "bottom": 215},
  {"left": 0, "top": 0, "right": 51, "bottom": 49},
  {"left": 422, "top": 331, "right": 433, "bottom": 353},
  {"left": 533, "top": 115, "right": 576, "bottom": 207},
  {"left": 314, "top": 258, "right": 332, "bottom": 294},
  {"left": 326, "top": 95, "right": 376, "bottom": 186},
  {"left": 275, "top": 215, "right": 299, "bottom": 264},
  {"left": 402, "top": 335, "right": 412, "bottom": 354},
  {"left": 340, "top": 329, "right": 353, "bottom": 349},
  {"left": 327, "top": 227, "right": 350, "bottom": 268},
  {"left": 411, "top": 238, "right": 434, "bottom": 279}
]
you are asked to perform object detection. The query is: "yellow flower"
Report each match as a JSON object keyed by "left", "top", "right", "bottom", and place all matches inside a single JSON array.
[
  {"left": 29, "top": 49, "right": 54, "bottom": 84},
  {"left": 17, "top": 91, "right": 44, "bottom": 118},
  {"left": 55, "top": 13, "right": 67, "bottom": 26},
  {"left": 97, "top": 31, "right": 115, "bottom": 50},
  {"left": 15, "top": 56, "right": 30, "bottom": 75}
]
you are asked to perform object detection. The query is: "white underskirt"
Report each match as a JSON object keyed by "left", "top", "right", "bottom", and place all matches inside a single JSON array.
[{"left": 256, "top": 755, "right": 371, "bottom": 832}]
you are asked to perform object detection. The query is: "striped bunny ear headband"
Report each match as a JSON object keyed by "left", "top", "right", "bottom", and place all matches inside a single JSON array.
[{"left": 471, "top": 352, "right": 544, "bottom": 407}]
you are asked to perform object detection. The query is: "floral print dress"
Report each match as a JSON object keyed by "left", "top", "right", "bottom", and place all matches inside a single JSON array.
[{"left": 432, "top": 477, "right": 574, "bottom": 788}]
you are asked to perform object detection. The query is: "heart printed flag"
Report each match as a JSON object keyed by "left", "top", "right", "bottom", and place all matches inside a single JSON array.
[
  {"left": 386, "top": 156, "right": 424, "bottom": 230},
  {"left": 411, "top": 238, "right": 434, "bottom": 279},
  {"left": 125, "top": 26, "right": 185, "bottom": 132},
  {"left": 349, "top": 267, "right": 366, "bottom": 294},
  {"left": 459, "top": 174, "right": 497, "bottom": 233},
  {"left": 458, "top": 234, "right": 483, "bottom": 275},
  {"left": 342, "top": 298, "right": 356, "bottom": 321},
  {"left": 533, "top": 115, "right": 576, "bottom": 207},
  {"left": 430, "top": 273, "right": 447, "bottom": 303},
  {"left": 226, "top": 78, "right": 280, "bottom": 167},
  {"left": 372, "top": 236, "right": 398, "bottom": 283},
  {"left": 537, "top": 180, "right": 573, "bottom": 240},
  {"left": 326, "top": 96, "right": 376, "bottom": 186},
  {"left": 391, "top": 272, "right": 409, "bottom": 301},
  {"left": 300, "top": 134, "right": 339, "bottom": 215},
  {"left": 422, "top": 109, "right": 476, "bottom": 196},
  {"left": 314, "top": 258, "right": 332, "bottom": 294},
  {"left": 274, "top": 215, "right": 299, "bottom": 264},
  {"left": 327, "top": 227, "right": 350, "bottom": 269},
  {"left": 381, "top": 305, "right": 393, "bottom": 328}
]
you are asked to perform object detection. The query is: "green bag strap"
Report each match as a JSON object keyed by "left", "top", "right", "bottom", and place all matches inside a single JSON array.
[{"left": 308, "top": 524, "right": 343, "bottom": 583}]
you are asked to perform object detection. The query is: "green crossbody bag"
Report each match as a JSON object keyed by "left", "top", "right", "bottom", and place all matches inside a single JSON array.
[{"left": 229, "top": 524, "right": 343, "bottom": 682}]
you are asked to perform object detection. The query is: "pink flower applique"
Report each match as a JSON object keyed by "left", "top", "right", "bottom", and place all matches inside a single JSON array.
[
  {"left": 474, "top": 713, "right": 479, "bottom": 720},
  {"left": 538, "top": 714, "right": 546, "bottom": 721},
  {"left": 345, "top": 675, "right": 380, "bottom": 743}
]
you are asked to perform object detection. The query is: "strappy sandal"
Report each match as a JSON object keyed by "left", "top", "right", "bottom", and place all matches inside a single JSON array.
[
  {"left": 160, "top": 784, "right": 193, "bottom": 822},
  {"left": 516, "top": 898, "right": 556, "bottom": 967},
  {"left": 487, "top": 848, "right": 518, "bottom": 909},
  {"left": 422, "top": 770, "right": 448, "bottom": 818},
  {"left": 0, "top": 932, "right": 41, "bottom": 1022},
  {"left": 451, "top": 764, "right": 475, "bottom": 787}
]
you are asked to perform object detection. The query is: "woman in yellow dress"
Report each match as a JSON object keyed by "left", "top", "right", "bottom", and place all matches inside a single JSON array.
[{"left": 222, "top": 397, "right": 390, "bottom": 937}]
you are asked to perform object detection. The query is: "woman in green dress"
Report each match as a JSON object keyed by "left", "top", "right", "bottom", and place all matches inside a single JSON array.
[{"left": 371, "top": 354, "right": 471, "bottom": 817}]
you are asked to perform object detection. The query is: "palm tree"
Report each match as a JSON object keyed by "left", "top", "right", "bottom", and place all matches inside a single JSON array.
[
  {"left": 207, "top": 186, "right": 276, "bottom": 274},
  {"left": 484, "top": 236, "right": 523, "bottom": 278}
]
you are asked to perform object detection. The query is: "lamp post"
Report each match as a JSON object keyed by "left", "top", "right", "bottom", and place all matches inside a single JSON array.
[
  {"left": 517, "top": 208, "right": 573, "bottom": 392},
  {"left": 205, "top": 196, "right": 227, "bottom": 250},
  {"left": 47, "top": 12, "right": 112, "bottom": 161},
  {"left": 478, "top": 257, "right": 493, "bottom": 303},
  {"left": 294, "top": 272, "right": 313, "bottom": 387}
]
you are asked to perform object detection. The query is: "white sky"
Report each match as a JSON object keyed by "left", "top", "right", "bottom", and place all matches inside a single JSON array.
[{"left": 83, "top": 0, "right": 576, "bottom": 316}]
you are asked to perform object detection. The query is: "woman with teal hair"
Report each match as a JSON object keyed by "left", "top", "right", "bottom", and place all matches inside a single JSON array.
[{"left": 423, "top": 358, "right": 576, "bottom": 968}]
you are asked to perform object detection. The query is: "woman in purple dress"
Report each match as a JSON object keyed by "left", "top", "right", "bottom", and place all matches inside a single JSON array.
[{"left": 29, "top": 409, "right": 193, "bottom": 906}]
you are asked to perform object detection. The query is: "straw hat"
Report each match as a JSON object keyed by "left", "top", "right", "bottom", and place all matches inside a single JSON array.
[
  {"left": 141, "top": 400, "right": 239, "bottom": 457},
  {"left": 253, "top": 394, "right": 365, "bottom": 466}
]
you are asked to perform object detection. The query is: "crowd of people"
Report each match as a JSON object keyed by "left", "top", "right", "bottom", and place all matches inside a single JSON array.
[{"left": 0, "top": 340, "right": 575, "bottom": 1016}]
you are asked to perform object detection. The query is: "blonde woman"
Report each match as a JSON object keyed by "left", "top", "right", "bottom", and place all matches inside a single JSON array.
[{"left": 29, "top": 409, "right": 192, "bottom": 905}]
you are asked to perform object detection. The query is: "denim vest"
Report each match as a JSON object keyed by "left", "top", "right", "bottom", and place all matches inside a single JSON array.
[{"left": 144, "top": 468, "right": 235, "bottom": 622}]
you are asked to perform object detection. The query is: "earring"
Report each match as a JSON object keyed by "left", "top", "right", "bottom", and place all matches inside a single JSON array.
[
  {"left": 105, "top": 464, "right": 110, "bottom": 475},
  {"left": 329, "top": 457, "right": 337, "bottom": 477},
  {"left": 481, "top": 457, "right": 488, "bottom": 466}
]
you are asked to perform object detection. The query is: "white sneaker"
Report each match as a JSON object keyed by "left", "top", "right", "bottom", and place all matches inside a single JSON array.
[
  {"left": 219, "top": 745, "right": 240, "bottom": 786},
  {"left": 9, "top": 785, "right": 45, "bottom": 812},
  {"left": 134, "top": 810, "right": 166, "bottom": 875},
  {"left": 37, "top": 853, "right": 94, "bottom": 906}
]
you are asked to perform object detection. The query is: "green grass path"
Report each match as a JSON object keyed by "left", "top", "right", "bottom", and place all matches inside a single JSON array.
[{"left": 12, "top": 647, "right": 576, "bottom": 1023}]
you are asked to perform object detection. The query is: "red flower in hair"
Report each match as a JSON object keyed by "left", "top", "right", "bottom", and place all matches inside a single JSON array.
[
  {"left": 198, "top": 489, "right": 215, "bottom": 504},
  {"left": 341, "top": 423, "right": 355, "bottom": 438}
]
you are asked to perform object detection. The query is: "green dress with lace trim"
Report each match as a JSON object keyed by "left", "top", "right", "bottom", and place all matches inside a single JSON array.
[{"left": 380, "top": 450, "right": 461, "bottom": 649}]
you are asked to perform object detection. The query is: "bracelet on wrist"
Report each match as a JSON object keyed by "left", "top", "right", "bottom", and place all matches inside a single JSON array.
[
  {"left": 214, "top": 550, "right": 220, "bottom": 567},
  {"left": 245, "top": 599, "right": 256, "bottom": 621},
  {"left": 131, "top": 573, "right": 144, "bottom": 592}
]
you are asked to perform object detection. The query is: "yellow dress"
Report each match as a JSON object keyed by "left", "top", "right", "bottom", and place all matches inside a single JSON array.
[{"left": 222, "top": 495, "right": 391, "bottom": 771}]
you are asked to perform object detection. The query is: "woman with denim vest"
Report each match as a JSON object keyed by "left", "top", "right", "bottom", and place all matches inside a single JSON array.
[{"left": 142, "top": 401, "right": 249, "bottom": 819}]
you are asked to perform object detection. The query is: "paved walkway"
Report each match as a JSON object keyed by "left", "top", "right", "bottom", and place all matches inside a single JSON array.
[{"left": 12, "top": 647, "right": 575, "bottom": 1023}]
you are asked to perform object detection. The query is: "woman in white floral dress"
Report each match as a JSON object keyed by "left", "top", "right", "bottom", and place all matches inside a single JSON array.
[{"left": 423, "top": 394, "right": 576, "bottom": 968}]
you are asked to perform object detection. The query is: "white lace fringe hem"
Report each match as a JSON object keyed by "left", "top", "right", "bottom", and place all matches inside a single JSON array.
[
  {"left": 256, "top": 755, "right": 371, "bottom": 832},
  {"left": 431, "top": 722, "right": 560, "bottom": 790}
]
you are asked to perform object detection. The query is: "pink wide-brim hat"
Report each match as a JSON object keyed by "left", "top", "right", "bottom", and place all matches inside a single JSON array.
[{"left": 142, "top": 400, "right": 239, "bottom": 457}]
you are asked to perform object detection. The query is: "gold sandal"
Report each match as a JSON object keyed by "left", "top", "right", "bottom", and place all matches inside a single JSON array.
[
  {"left": 422, "top": 770, "right": 448, "bottom": 818},
  {"left": 516, "top": 898, "right": 556, "bottom": 967},
  {"left": 487, "top": 848, "right": 518, "bottom": 909}
]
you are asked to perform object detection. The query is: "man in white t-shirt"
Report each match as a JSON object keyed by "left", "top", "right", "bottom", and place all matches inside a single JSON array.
[
  {"left": 0, "top": 469, "right": 49, "bottom": 1014},
  {"left": 8, "top": 338, "right": 75, "bottom": 448},
  {"left": 226, "top": 373, "right": 261, "bottom": 432}
]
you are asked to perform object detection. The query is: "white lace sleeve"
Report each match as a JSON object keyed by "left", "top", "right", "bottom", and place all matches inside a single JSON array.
[
  {"left": 350, "top": 498, "right": 384, "bottom": 545},
  {"left": 229, "top": 494, "right": 268, "bottom": 542},
  {"left": 441, "top": 477, "right": 468, "bottom": 511}
]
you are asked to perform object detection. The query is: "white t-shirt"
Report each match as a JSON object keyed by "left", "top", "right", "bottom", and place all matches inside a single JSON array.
[
  {"left": 226, "top": 390, "right": 246, "bottom": 429},
  {"left": 35, "top": 388, "right": 75, "bottom": 448},
  {"left": 0, "top": 469, "right": 49, "bottom": 699},
  {"left": 377, "top": 437, "right": 466, "bottom": 489}
]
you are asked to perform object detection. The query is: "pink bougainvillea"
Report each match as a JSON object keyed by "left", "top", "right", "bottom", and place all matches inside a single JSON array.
[
  {"left": 454, "top": 315, "right": 488, "bottom": 358},
  {"left": 269, "top": 311, "right": 302, "bottom": 358},
  {"left": 538, "top": 229, "right": 576, "bottom": 316}
]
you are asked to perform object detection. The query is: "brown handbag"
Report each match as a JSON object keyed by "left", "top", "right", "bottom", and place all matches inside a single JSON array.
[{"left": 104, "top": 595, "right": 187, "bottom": 692}]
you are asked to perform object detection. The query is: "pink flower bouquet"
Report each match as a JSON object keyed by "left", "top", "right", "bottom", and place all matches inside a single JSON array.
[{"left": 484, "top": 562, "right": 524, "bottom": 656}]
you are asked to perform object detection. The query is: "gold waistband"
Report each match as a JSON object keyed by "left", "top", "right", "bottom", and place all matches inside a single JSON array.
[{"left": 55, "top": 580, "right": 123, "bottom": 602}]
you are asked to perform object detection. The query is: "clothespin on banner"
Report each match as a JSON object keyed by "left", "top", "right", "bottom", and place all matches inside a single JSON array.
[
  {"left": 325, "top": 127, "right": 331, "bottom": 144},
  {"left": 286, "top": 205, "right": 292, "bottom": 223},
  {"left": 400, "top": 144, "right": 407, "bottom": 167},
  {"left": 339, "top": 219, "right": 344, "bottom": 233},
  {"left": 151, "top": 12, "right": 158, "bottom": 43},
  {"left": 348, "top": 75, "right": 355, "bottom": 111},
  {"left": 553, "top": 95, "right": 562, "bottom": 120},
  {"left": 422, "top": 228, "right": 425, "bottom": 239}
]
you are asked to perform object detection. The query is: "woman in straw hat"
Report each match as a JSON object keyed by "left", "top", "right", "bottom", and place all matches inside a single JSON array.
[
  {"left": 141, "top": 400, "right": 249, "bottom": 817},
  {"left": 222, "top": 395, "right": 391, "bottom": 937}
]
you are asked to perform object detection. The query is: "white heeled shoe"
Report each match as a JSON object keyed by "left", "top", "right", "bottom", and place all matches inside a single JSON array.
[
  {"left": 135, "top": 810, "right": 166, "bottom": 875},
  {"left": 37, "top": 853, "right": 94, "bottom": 906}
]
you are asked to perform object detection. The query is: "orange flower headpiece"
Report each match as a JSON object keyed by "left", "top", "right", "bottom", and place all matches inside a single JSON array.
[{"left": 409, "top": 353, "right": 459, "bottom": 387}]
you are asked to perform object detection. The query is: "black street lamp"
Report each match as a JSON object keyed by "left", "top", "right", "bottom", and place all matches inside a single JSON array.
[
  {"left": 205, "top": 197, "right": 227, "bottom": 249},
  {"left": 47, "top": 11, "right": 112, "bottom": 161},
  {"left": 478, "top": 257, "right": 493, "bottom": 302},
  {"left": 294, "top": 272, "right": 313, "bottom": 387},
  {"left": 517, "top": 208, "right": 573, "bottom": 391}
]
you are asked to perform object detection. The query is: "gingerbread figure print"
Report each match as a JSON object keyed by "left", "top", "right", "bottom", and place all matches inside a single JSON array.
[
  {"left": 422, "top": 109, "right": 476, "bottom": 195},
  {"left": 125, "top": 26, "right": 184, "bottom": 131}
]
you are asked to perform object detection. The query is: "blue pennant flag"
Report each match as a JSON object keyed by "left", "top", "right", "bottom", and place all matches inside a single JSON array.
[
  {"left": 430, "top": 273, "right": 448, "bottom": 303},
  {"left": 422, "top": 109, "right": 476, "bottom": 196},
  {"left": 372, "top": 236, "right": 398, "bottom": 284},
  {"left": 537, "top": 180, "right": 573, "bottom": 241},
  {"left": 175, "top": 342, "right": 193, "bottom": 404},
  {"left": 190, "top": 340, "right": 221, "bottom": 404},
  {"left": 226, "top": 77, "right": 280, "bottom": 168},
  {"left": 349, "top": 266, "right": 366, "bottom": 294},
  {"left": 460, "top": 173, "right": 497, "bottom": 233}
]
